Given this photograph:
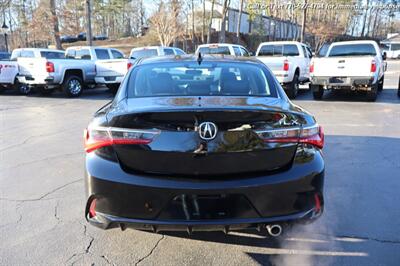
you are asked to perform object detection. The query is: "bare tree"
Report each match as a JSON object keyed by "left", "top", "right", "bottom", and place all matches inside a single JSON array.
[
  {"left": 150, "top": 1, "right": 181, "bottom": 46},
  {"left": 236, "top": 0, "right": 243, "bottom": 43},
  {"left": 201, "top": 0, "right": 205, "bottom": 43},
  {"left": 49, "top": 0, "right": 61, "bottom": 49},
  {"left": 300, "top": 0, "right": 307, "bottom": 42},
  {"left": 219, "top": 0, "right": 230, "bottom": 43},
  {"left": 206, "top": 0, "right": 215, "bottom": 43}
]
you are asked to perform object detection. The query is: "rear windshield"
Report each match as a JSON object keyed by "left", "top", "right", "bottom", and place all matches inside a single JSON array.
[
  {"left": 258, "top": 44, "right": 299, "bottom": 56},
  {"left": 198, "top": 46, "right": 231, "bottom": 55},
  {"left": 130, "top": 49, "right": 158, "bottom": 59},
  {"left": 328, "top": 44, "right": 377, "bottom": 57},
  {"left": 40, "top": 51, "right": 65, "bottom": 59},
  {"left": 127, "top": 62, "right": 277, "bottom": 98}
]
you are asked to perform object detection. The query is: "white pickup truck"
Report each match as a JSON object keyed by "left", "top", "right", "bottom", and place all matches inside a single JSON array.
[
  {"left": 16, "top": 47, "right": 129, "bottom": 97},
  {"left": 129, "top": 46, "right": 186, "bottom": 60},
  {"left": 0, "top": 60, "right": 28, "bottom": 94},
  {"left": 309, "top": 40, "right": 386, "bottom": 101},
  {"left": 255, "top": 41, "right": 312, "bottom": 99},
  {"left": 66, "top": 46, "right": 132, "bottom": 93}
]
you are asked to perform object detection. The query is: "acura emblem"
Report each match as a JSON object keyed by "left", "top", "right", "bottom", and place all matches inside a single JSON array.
[{"left": 198, "top": 122, "right": 218, "bottom": 140}]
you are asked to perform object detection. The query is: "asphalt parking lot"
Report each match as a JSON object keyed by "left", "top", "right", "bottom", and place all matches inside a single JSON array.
[{"left": 0, "top": 61, "right": 399, "bottom": 266}]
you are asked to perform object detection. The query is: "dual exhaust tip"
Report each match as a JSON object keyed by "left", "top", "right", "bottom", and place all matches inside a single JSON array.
[{"left": 266, "top": 224, "right": 283, "bottom": 237}]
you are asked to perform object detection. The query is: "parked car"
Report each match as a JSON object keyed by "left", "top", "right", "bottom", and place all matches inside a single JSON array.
[
  {"left": 0, "top": 59, "right": 28, "bottom": 94},
  {"left": 94, "top": 34, "right": 108, "bottom": 41},
  {"left": 255, "top": 41, "right": 312, "bottom": 99},
  {"left": 196, "top": 43, "right": 251, "bottom": 56},
  {"left": 83, "top": 55, "right": 325, "bottom": 235},
  {"left": 61, "top": 35, "right": 78, "bottom": 43},
  {"left": 382, "top": 43, "right": 400, "bottom": 59},
  {"left": 129, "top": 46, "right": 186, "bottom": 60},
  {"left": 309, "top": 40, "right": 386, "bottom": 101},
  {"left": 15, "top": 48, "right": 96, "bottom": 97},
  {"left": 77, "top": 32, "right": 86, "bottom": 41},
  {"left": 0, "top": 51, "right": 11, "bottom": 60}
]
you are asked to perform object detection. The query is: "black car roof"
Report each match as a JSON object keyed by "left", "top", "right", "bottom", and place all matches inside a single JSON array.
[{"left": 137, "top": 54, "right": 261, "bottom": 65}]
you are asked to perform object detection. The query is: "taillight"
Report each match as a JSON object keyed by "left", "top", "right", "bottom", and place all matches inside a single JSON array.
[
  {"left": 127, "top": 62, "right": 133, "bottom": 70},
  {"left": 256, "top": 124, "right": 324, "bottom": 149},
  {"left": 46, "top": 61, "right": 54, "bottom": 73},
  {"left": 283, "top": 59, "right": 289, "bottom": 71},
  {"left": 84, "top": 126, "right": 160, "bottom": 153},
  {"left": 370, "top": 60, "right": 376, "bottom": 72},
  {"left": 89, "top": 198, "right": 97, "bottom": 218},
  {"left": 310, "top": 62, "right": 314, "bottom": 73}
]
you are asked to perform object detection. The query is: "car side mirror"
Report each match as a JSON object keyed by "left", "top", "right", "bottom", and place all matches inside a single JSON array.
[{"left": 382, "top": 52, "right": 387, "bottom": 61}]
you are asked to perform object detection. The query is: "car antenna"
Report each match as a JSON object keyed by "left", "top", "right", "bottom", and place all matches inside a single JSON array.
[{"left": 197, "top": 52, "right": 202, "bottom": 65}]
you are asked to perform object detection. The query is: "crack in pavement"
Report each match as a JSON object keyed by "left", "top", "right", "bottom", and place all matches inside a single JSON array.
[
  {"left": 65, "top": 224, "right": 95, "bottom": 265},
  {"left": 0, "top": 178, "right": 82, "bottom": 202},
  {"left": 0, "top": 152, "right": 83, "bottom": 172},
  {"left": 135, "top": 235, "right": 165, "bottom": 266}
]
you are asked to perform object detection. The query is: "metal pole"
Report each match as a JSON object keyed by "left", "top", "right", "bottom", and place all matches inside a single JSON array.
[
  {"left": 4, "top": 33, "right": 8, "bottom": 52},
  {"left": 86, "top": 0, "right": 93, "bottom": 46}
]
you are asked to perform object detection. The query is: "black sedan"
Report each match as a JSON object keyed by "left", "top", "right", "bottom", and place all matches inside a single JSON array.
[{"left": 84, "top": 55, "right": 325, "bottom": 236}]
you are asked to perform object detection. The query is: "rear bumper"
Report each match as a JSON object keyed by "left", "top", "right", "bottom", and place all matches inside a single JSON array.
[
  {"left": 95, "top": 76, "right": 124, "bottom": 84},
  {"left": 85, "top": 148, "right": 325, "bottom": 231},
  {"left": 16, "top": 75, "right": 60, "bottom": 87},
  {"left": 272, "top": 71, "right": 292, "bottom": 84},
  {"left": 311, "top": 76, "right": 375, "bottom": 89}
]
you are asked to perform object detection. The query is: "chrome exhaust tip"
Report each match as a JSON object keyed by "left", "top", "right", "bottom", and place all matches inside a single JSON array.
[{"left": 266, "top": 224, "right": 282, "bottom": 237}]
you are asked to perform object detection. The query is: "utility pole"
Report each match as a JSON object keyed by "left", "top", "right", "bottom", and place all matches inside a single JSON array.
[
  {"left": 86, "top": 0, "right": 93, "bottom": 46},
  {"left": 300, "top": 0, "right": 307, "bottom": 42}
]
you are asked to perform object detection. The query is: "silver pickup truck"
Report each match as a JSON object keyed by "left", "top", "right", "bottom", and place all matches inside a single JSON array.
[{"left": 16, "top": 46, "right": 128, "bottom": 97}]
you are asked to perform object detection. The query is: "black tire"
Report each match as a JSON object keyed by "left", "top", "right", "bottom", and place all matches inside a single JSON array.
[
  {"left": 62, "top": 75, "right": 83, "bottom": 97},
  {"left": 378, "top": 75, "right": 384, "bottom": 91},
  {"left": 284, "top": 73, "right": 299, "bottom": 99},
  {"left": 15, "top": 79, "right": 31, "bottom": 95},
  {"left": 106, "top": 84, "right": 120, "bottom": 95},
  {"left": 311, "top": 84, "right": 324, "bottom": 100},
  {"left": 397, "top": 77, "right": 400, "bottom": 97},
  {"left": 0, "top": 85, "right": 5, "bottom": 94},
  {"left": 37, "top": 86, "right": 55, "bottom": 96},
  {"left": 366, "top": 82, "right": 378, "bottom": 102}
]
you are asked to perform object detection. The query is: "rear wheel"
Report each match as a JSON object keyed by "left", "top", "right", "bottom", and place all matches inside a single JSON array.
[
  {"left": 106, "top": 84, "right": 120, "bottom": 95},
  {"left": 311, "top": 84, "right": 324, "bottom": 100},
  {"left": 366, "top": 82, "right": 378, "bottom": 102},
  {"left": 62, "top": 75, "right": 83, "bottom": 97},
  {"left": 0, "top": 85, "right": 5, "bottom": 94},
  {"left": 15, "top": 79, "right": 31, "bottom": 95},
  {"left": 378, "top": 75, "right": 384, "bottom": 91},
  {"left": 285, "top": 73, "right": 299, "bottom": 99}
]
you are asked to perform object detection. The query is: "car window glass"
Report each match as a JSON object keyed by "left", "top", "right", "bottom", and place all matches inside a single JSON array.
[
  {"left": 95, "top": 49, "right": 111, "bottom": 60},
  {"left": 174, "top": 49, "right": 185, "bottom": 55},
  {"left": 233, "top": 47, "right": 241, "bottom": 56},
  {"left": 130, "top": 49, "right": 158, "bottom": 59},
  {"left": 328, "top": 44, "right": 377, "bottom": 57},
  {"left": 127, "top": 62, "right": 277, "bottom": 98},
  {"left": 10, "top": 50, "right": 21, "bottom": 60},
  {"left": 111, "top": 50, "right": 124, "bottom": 59},
  {"left": 198, "top": 46, "right": 231, "bottom": 55},
  {"left": 258, "top": 45, "right": 299, "bottom": 56},
  {"left": 240, "top": 47, "right": 250, "bottom": 56},
  {"left": 21, "top": 50, "right": 35, "bottom": 58},
  {"left": 163, "top": 48, "right": 175, "bottom": 55},
  {"left": 76, "top": 49, "right": 92, "bottom": 59},
  {"left": 40, "top": 51, "right": 65, "bottom": 59},
  {"left": 391, "top": 44, "right": 400, "bottom": 51}
]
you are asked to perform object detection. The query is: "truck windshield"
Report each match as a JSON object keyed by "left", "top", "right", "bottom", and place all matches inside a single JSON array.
[
  {"left": 130, "top": 49, "right": 158, "bottom": 59},
  {"left": 127, "top": 62, "right": 277, "bottom": 98},
  {"left": 198, "top": 46, "right": 231, "bottom": 55},
  {"left": 328, "top": 44, "right": 377, "bottom": 57},
  {"left": 40, "top": 51, "right": 65, "bottom": 59},
  {"left": 258, "top": 44, "right": 299, "bottom": 56}
]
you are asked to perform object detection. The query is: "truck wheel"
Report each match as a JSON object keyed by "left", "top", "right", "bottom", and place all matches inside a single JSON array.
[
  {"left": 62, "top": 75, "right": 83, "bottom": 97},
  {"left": 0, "top": 85, "right": 5, "bottom": 94},
  {"left": 285, "top": 74, "right": 299, "bottom": 99},
  {"left": 106, "top": 84, "right": 120, "bottom": 95},
  {"left": 366, "top": 83, "right": 378, "bottom": 102},
  {"left": 15, "top": 79, "right": 31, "bottom": 95},
  {"left": 311, "top": 84, "right": 324, "bottom": 100},
  {"left": 378, "top": 75, "right": 384, "bottom": 91}
]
